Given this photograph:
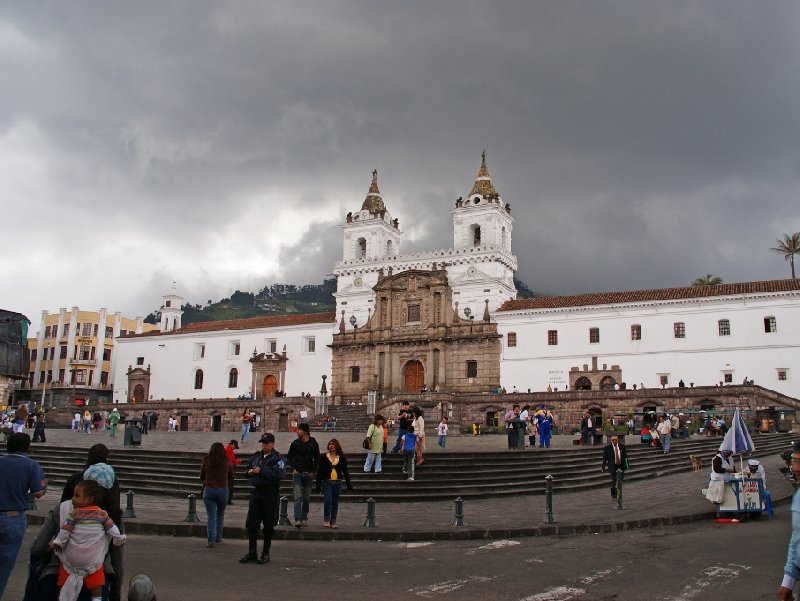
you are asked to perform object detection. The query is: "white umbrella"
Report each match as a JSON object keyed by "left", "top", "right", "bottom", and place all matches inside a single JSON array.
[{"left": 719, "top": 408, "right": 755, "bottom": 473}]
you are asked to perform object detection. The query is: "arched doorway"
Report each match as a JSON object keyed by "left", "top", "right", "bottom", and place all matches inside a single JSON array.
[
  {"left": 599, "top": 376, "right": 617, "bottom": 390},
  {"left": 575, "top": 377, "right": 592, "bottom": 391},
  {"left": 404, "top": 360, "right": 425, "bottom": 392},
  {"left": 133, "top": 384, "right": 145, "bottom": 403},
  {"left": 263, "top": 375, "right": 278, "bottom": 397}
]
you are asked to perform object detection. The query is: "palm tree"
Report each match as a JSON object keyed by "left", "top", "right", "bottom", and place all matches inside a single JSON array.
[
  {"left": 692, "top": 274, "right": 723, "bottom": 286},
  {"left": 771, "top": 233, "right": 800, "bottom": 279}
]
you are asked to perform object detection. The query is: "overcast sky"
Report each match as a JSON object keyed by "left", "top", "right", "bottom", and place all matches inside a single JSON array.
[{"left": 2, "top": 1, "right": 799, "bottom": 327}]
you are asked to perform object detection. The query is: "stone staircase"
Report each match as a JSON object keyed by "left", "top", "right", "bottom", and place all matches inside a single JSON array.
[
  {"left": 310, "top": 403, "right": 374, "bottom": 432},
  {"left": 7, "top": 432, "right": 792, "bottom": 503}
]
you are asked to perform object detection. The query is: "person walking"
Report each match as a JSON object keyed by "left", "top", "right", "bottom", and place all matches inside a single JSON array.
[
  {"left": 657, "top": 415, "right": 672, "bottom": 454},
  {"left": 287, "top": 423, "right": 320, "bottom": 527},
  {"left": 108, "top": 408, "right": 121, "bottom": 438},
  {"left": 240, "top": 409, "right": 252, "bottom": 443},
  {"left": 224, "top": 439, "right": 241, "bottom": 505},
  {"left": 391, "top": 401, "right": 412, "bottom": 453},
  {"left": 200, "top": 442, "right": 233, "bottom": 548},
  {"left": 32, "top": 406, "right": 47, "bottom": 443},
  {"left": 12, "top": 404, "right": 28, "bottom": 434},
  {"left": 436, "top": 416, "right": 448, "bottom": 449},
  {"left": 363, "top": 415, "right": 385, "bottom": 473},
  {"left": 315, "top": 438, "right": 353, "bottom": 528},
  {"left": 240, "top": 433, "right": 286, "bottom": 565},
  {"left": 0, "top": 432, "right": 47, "bottom": 598},
  {"left": 411, "top": 408, "right": 426, "bottom": 465},
  {"left": 601, "top": 435, "right": 628, "bottom": 508}
]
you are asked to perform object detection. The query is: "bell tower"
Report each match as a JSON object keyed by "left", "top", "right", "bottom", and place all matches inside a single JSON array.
[
  {"left": 159, "top": 283, "right": 184, "bottom": 332},
  {"left": 334, "top": 170, "right": 403, "bottom": 327},
  {"left": 448, "top": 151, "right": 517, "bottom": 318}
]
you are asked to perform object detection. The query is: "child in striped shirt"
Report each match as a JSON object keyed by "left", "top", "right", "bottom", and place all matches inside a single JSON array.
[{"left": 50, "top": 479, "right": 126, "bottom": 601}]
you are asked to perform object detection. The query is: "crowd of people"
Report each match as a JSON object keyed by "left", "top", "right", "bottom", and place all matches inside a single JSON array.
[{"left": 503, "top": 404, "right": 555, "bottom": 449}]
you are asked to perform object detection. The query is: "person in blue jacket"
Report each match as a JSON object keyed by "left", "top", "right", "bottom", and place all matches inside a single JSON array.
[
  {"left": 538, "top": 410, "right": 554, "bottom": 448},
  {"left": 240, "top": 433, "right": 286, "bottom": 565}
]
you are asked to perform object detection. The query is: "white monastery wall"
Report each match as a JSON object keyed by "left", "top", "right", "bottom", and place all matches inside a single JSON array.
[
  {"left": 496, "top": 294, "right": 800, "bottom": 396},
  {"left": 112, "top": 322, "right": 334, "bottom": 402}
]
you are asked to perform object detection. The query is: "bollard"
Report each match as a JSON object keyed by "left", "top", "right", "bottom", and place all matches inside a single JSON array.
[
  {"left": 616, "top": 472, "right": 624, "bottom": 510},
  {"left": 28, "top": 492, "right": 38, "bottom": 511},
  {"left": 123, "top": 490, "right": 136, "bottom": 519},
  {"left": 543, "top": 474, "right": 556, "bottom": 524},
  {"left": 278, "top": 495, "right": 292, "bottom": 526},
  {"left": 452, "top": 497, "right": 464, "bottom": 526},
  {"left": 362, "top": 497, "right": 378, "bottom": 528},
  {"left": 184, "top": 494, "right": 200, "bottom": 523}
]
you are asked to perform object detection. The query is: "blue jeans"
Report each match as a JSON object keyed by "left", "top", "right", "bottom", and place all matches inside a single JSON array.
[
  {"left": 292, "top": 473, "right": 312, "bottom": 521},
  {"left": 438, "top": 435, "right": 447, "bottom": 448},
  {"left": 363, "top": 452, "right": 382, "bottom": 473},
  {"left": 203, "top": 487, "right": 228, "bottom": 544},
  {"left": 391, "top": 428, "right": 407, "bottom": 453},
  {"left": 241, "top": 423, "right": 250, "bottom": 442},
  {"left": 661, "top": 434, "right": 671, "bottom": 453},
  {"left": 0, "top": 511, "right": 27, "bottom": 599},
  {"left": 322, "top": 480, "right": 342, "bottom": 524}
]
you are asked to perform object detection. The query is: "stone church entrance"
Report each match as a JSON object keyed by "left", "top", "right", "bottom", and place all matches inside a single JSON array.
[{"left": 404, "top": 360, "right": 424, "bottom": 392}]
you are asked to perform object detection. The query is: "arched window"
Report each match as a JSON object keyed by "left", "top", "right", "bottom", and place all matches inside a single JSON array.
[
  {"left": 228, "top": 367, "right": 238, "bottom": 388},
  {"left": 357, "top": 237, "right": 367, "bottom": 258},
  {"left": 472, "top": 225, "right": 481, "bottom": 246},
  {"left": 194, "top": 369, "right": 204, "bottom": 390}
]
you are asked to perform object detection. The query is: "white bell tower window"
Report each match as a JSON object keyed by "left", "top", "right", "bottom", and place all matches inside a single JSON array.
[
  {"left": 471, "top": 225, "right": 481, "bottom": 246},
  {"left": 357, "top": 237, "right": 367, "bottom": 258}
]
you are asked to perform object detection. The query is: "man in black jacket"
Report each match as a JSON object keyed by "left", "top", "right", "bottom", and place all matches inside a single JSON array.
[
  {"left": 241, "top": 433, "right": 286, "bottom": 564},
  {"left": 286, "top": 423, "right": 320, "bottom": 528},
  {"left": 601, "top": 435, "right": 628, "bottom": 509}
]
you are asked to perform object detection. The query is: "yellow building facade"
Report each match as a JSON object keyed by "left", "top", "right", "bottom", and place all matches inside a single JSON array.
[{"left": 18, "top": 307, "right": 157, "bottom": 406}]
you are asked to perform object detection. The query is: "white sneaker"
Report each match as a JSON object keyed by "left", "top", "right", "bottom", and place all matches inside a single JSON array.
[{"left": 407, "top": 477, "right": 414, "bottom": 481}]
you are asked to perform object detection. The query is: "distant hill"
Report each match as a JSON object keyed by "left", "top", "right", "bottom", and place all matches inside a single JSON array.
[{"left": 144, "top": 276, "right": 540, "bottom": 326}]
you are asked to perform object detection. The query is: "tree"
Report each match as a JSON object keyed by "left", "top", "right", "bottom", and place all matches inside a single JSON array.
[
  {"left": 770, "top": 232, "right": 800, "bottom": 279},
  {"left": 692, "top": 274, "right": 723, "bottom": 286}
]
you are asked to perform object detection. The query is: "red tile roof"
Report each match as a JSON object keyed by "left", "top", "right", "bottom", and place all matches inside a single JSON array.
[
  {"left": 123, "top": 312, "right": 336, "bottom": 337},
  {"left": 498, "top": 279, "right": 800, "bottom": 312}
]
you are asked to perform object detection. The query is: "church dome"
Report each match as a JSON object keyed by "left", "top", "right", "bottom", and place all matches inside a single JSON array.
[
  {"left": 361, "top": 169, "right": 386, "bottom": 214},
  {"left": 469, "top": 151, "right": 499, "bottom": 198}
]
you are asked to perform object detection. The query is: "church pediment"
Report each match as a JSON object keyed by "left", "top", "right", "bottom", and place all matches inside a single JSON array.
[
  {"left": 250, "top": 352, "right": 288, "bottom": 365},
  {"left": 450, "top": 265, "right": 493, "bottom": 284},
  {"left": 375, "top": 269, "right": 449, "bottom": 293}
]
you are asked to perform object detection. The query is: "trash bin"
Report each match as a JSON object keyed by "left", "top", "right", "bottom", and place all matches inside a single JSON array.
[
  {"left": 124, "top": 418, "right": 143, "bottom": 447},
  {"left": 506, "top": 421, "right": 520, "bottom": 449}
]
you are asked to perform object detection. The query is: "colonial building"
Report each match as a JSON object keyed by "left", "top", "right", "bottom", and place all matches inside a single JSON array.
[
  {"left": 16, "top": 307, "right": 156, "bottom": 406},
  {"left": 494, "top": 280, "right": 800, "bottom": 396},
  {"left": 331, "top": 269, "right": 501, "bottom": 400},
  {"left": 99, "top": 153, "right": 800, "bottom": 433},
  {"left": 112, "top": 309, "right": 335, "bottom": 403}
]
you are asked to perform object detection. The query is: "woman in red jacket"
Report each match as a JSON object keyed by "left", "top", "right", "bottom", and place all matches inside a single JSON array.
[{"left": 224, "top": 439, "right": 240, "bottom": 505}]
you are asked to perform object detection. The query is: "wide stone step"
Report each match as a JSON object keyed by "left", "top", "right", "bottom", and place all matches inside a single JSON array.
[{"left": 18, "top": 432, "right": 791, "bottom": 503}]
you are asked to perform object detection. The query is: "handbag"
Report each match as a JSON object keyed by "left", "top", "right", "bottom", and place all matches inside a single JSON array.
[{"left": 362, "top": 437, "right": 371, "bottom": 450}]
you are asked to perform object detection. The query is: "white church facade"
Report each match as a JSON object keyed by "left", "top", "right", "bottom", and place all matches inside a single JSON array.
[{"left": 111, "top": 154, "right": 800, "bottom": 403}]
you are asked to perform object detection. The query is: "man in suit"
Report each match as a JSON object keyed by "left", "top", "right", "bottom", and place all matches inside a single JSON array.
[{"left": 602, "top": 435, "right": 628, "bottom": 509}]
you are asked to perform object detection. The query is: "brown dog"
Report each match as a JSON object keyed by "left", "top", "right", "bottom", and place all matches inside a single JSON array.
[{"left": 689, "top": 455, "right": 703, "bottom": 472}]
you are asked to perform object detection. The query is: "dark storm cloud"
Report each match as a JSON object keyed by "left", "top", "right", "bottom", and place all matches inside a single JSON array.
[{"left": 2, "top": 1, "right": 799, "bottom": 323}]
